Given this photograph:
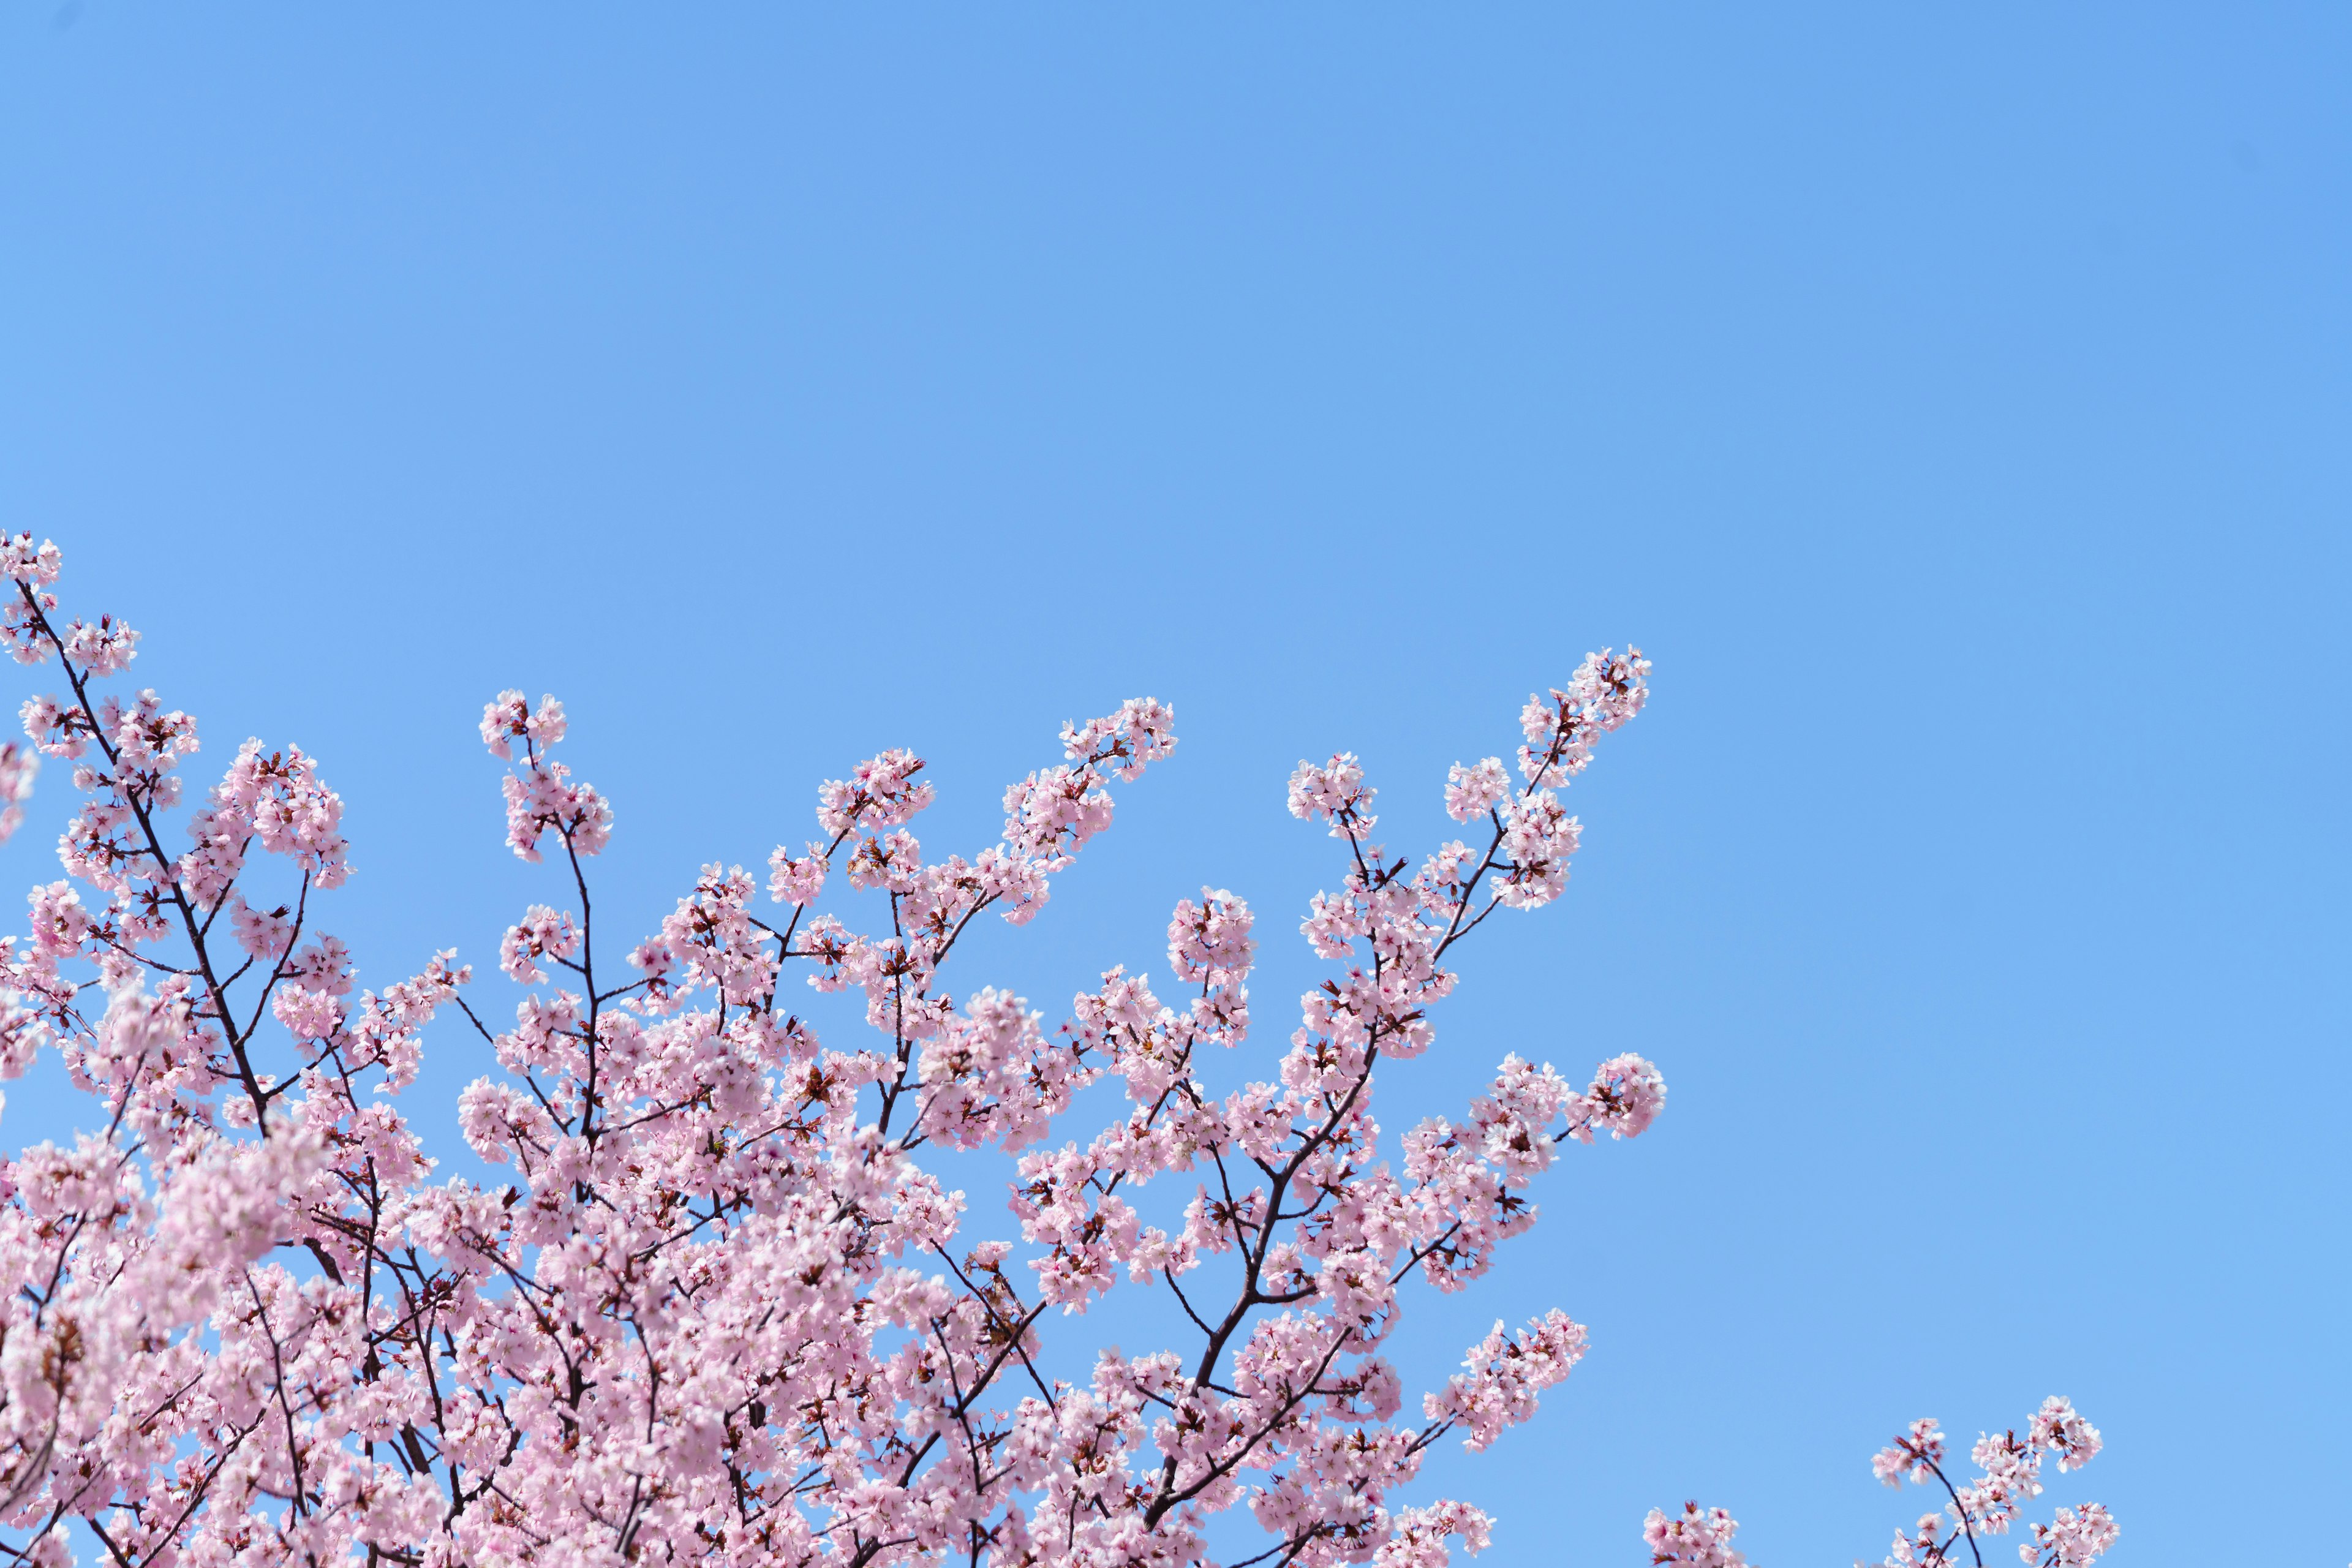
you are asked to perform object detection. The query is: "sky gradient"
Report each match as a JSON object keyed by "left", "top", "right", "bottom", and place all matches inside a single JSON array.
[{"left": 3, "top": 7, "right": 2346, "bottom": 1564}]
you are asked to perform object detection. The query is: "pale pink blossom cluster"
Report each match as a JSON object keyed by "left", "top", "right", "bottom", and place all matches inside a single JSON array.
[
  {"left": 0, "top": 533, "right": 2126, "bottom": 1568},
  {"left": 1642, "top": 1502, "right": 1747, "bottom": 1567},
  {"left": 998, "top": 699, "right": 1177, "bottom": 881},
  {"left": 1865, "top": 1396, "right": 2109, "bottom": 1560},
  {"left": 0, "top": 745, "right": 35, "bottom": 846},
  {"left": 2021, "top": 1505, "right": 2119, "bottom": 1568},
  {"left": 1665, "top": 1397, "right": 2116, "bottom": 1568},
  {"left": 483, "top": 689, "right": 612, "bottom": 862},
  {"left": 1517, "top": 647, "right": 1648, "bottom": 788}
]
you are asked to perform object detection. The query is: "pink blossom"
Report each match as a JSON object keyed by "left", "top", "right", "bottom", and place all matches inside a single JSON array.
[
  {"left": 817, "top": 746, "right": 933, "bottom": 835},
  {"left": 1061, "top": 695, "right": 1177, "bottom": 779},
  {"left": 1874, "top": 1417, "right": 1948, "bottom": 1486},
  {"left": 1517, "top": 646, "right": 1650, "bottom": 786},
  {"left": 228, "top": 894, "right": 295, "bottom": 962},
  {"left": 2022, "top": 1504, "right": 2119, "bottom": 1567},
  {"left": 0, "top": 537, "right": 62, "bottom": 668},
  {"left": 478, "top": 688, "right": 567, "bottom": 759},
  {"left": 270, "top": 981, "right": 341, "bottom": 1039},
  {"left": 0, "top": 533, "right": 62, "bottom": 588},
  {"left": 1424, "top": 1310, "right": 1589, "bottom": 1452},
  {"left": 845, "top": 826, "right": 924, "bottom": 892},
  {"left": 1443, "top": 756, "right": 1509, "bottom": 823},
  {"left": 499, "top": 760, "right": 610, "bottom": 861},
  {"left": 181, "top": 736, "right": 350, "bottom": 901},
  {"left": 499, "top": 902, "right": 580, "bottom": 982},
  {"left": 26, "top": 881, "right": 92, "bottom": 957},
  {"left": 768, "top": 840, "right": 829, "bottom": 904},
  {"left": 1167, "top": 886, "right": 1254, "bottom": 982},
  {"left": 1570, "top": 1052, "right": 1666, "bottom": 1142},
  {"left": 20, "top": 695, "right": 88, "bottom": 758},
  {"left": 62, "top": 614, "right": 138, "bottom": 676},
  {"left": 2027, "top": 1395, "right": 2102, "bottom": 1472},
  {"left": 1001, "top": 761, "right": 1113, "bottom": 864},
  {"left": 1643, "top": 1502, "right": 1747, "bottom": 1568},
  {"left": 1849, "top": 1400, "right": 2115, "bottom": 1568},
  {"left": 0, "top": 742, "right": 34, "bottom": 844},
  {"left": 1375, "top": 1501, "right": 1492, "bottom": 1568},
  {"left": 1493, "top": 789, "right": 1580, "bottom": 909},
  {"left": 1289, "top": 751, "right": 1378, "bottom": 839}
]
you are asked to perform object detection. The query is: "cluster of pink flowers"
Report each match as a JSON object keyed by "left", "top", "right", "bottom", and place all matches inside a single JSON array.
[
  {"left": 0, "top": 745, "right": 35, "bottom": 847},
  {"left": 0, "top": 533, "right": 2124, "bottom": 1568},
  {"left": 482, "top": 689, "right": 612, "bottom": 862},
  {"left": 1642, "top": 1502, "right": 1747, "bottom": 1568},
  {"left": 1861, "top": 1398, "right": 2114, "bottom": 1567},
  {"left": 1664, "top": 1398, "right": 2117, "bottom": 1568}
]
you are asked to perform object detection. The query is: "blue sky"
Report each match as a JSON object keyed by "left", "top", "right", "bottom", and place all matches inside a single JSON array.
[{"left": 3, "top": 6, "right": 2346, "bottom": 1564}]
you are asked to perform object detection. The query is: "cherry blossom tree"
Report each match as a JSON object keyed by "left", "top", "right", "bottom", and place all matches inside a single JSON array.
[{"left": 0, "top": 535, "right": 2114, "bottom": 1568}]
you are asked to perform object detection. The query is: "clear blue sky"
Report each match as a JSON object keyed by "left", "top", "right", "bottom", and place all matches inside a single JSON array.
[{"left": 4, "top": 7, "right": 2345, "bottom": 1564}]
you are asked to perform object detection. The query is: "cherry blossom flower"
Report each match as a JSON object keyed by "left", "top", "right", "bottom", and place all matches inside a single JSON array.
[
  {"left": 1442, "top": 758, "right": 1509, "bottom": 824},
  {"left": 2022, "top": 1504, "right": 2118, "bottom": 1567},
  {"left": 1643, "top": 1502, "right": 1747, "bottom": 1567},
  {"left": 0, "top": 743, "right": 34, "bottom": 845}
]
